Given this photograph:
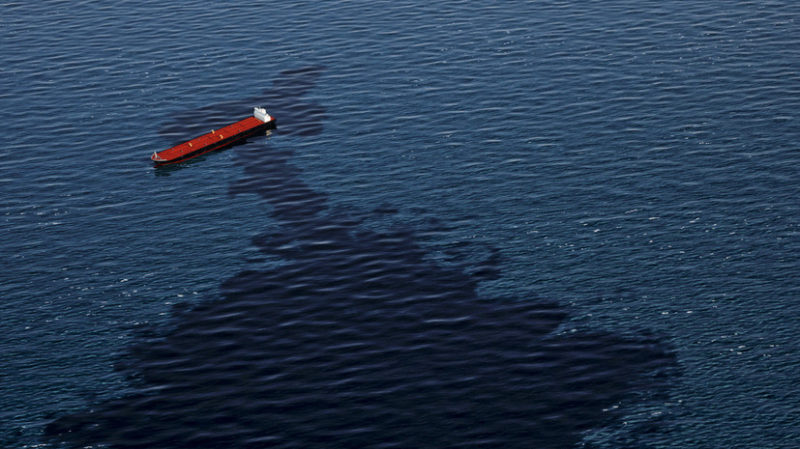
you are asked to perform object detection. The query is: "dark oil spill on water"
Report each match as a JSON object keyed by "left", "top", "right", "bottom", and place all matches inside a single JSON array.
[{"left": 45, "top": 68, "right": 676, "bottom": 449}]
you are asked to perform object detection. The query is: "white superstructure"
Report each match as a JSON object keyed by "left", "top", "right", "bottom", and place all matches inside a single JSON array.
[{"left": 254, "top": 107, "right": 272, "bottom": 123}]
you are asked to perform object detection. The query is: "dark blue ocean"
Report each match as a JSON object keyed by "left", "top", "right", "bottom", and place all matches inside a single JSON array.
[{"left": 2, "top": 1, "right": 799, "bottom": 448}]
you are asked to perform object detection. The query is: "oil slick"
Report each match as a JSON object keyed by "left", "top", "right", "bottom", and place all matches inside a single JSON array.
[
  {"left": 47, "top": 66, "right": 675, "bottom": 449},
  {"left": 158, "top": 66, "right": 326, "bottom": 143}
]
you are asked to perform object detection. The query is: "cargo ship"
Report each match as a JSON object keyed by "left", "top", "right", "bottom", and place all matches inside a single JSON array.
[{"left": 151, "top": 107, "right": 276, "bottom": 166}]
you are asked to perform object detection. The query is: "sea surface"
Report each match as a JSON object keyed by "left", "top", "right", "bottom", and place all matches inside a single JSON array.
[{"left": 2, "top": 1, "right": 799, "bottom": 448}]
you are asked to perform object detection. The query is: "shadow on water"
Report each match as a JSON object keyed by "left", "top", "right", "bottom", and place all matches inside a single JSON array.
[{"left": 47, "top": 66, "right": 676, "bottom": 449}]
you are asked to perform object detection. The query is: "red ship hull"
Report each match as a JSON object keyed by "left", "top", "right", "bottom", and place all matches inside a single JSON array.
[{"left": 152, "top": 115, "right": 276, "bottom": 166}]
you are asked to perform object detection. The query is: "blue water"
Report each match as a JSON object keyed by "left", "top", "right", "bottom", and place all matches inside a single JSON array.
[{"left": 2, "top": 1, "right": 799, "bottom": 447}]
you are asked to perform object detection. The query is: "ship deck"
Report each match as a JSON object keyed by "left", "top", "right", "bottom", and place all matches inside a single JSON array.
[{"left": 155, "top": 116, "right": 267, "bottom": 162}]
